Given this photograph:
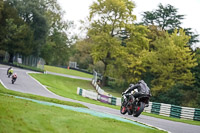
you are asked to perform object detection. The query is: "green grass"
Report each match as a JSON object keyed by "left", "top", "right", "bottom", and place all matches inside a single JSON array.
[
  {"left": 44, "top": 65, "right": 93, "bottom": 79},
  {"left": 30, "top": 73, "right": 120, "bottom": 110},
  {"left": 0, "top": 82, "right": 86, "bottom": 108},
  {"left": 0, "top": 94, "right": 164, "bottom": 133},
  {"left": 45, "top": 65, "right": 121, "bottom": 98}
]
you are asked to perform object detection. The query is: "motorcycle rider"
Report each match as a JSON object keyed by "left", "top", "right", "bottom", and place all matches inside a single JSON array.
[
  {"left": 7, "top": 66, "right": 12, "bottom": 75},
  {"left": 122, "top": 80, "right": 151, "bottom": 107},
  {"left": 8, "top": 67, "right": 14, "bottom": 78},
  {"left": 12, "top": 73, "right": 17, "bottom": 83}
]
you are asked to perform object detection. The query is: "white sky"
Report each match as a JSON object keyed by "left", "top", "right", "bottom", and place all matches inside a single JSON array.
[{"left": 57, "top": 0, "right": 200, "bottom": 48}]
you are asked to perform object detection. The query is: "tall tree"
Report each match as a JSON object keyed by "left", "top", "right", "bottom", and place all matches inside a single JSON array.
[
  {"left": 41, "top": 29, "right": 71, "bottom": 66},
  {"left": 0, "top": 0, "right": 3, "bottom": 20},
  {"left": 142, "top": 3, "right": 184, "bottom": 32},
  {"left": 70, "top": 38, "right": 93, "bottom": 69},
  {"left": 6, "top": 0, "right": 49, "bottom": 56},
  {"left": 141, "top": 3, "right": 199, "bottom": 46},
  {"left": 0, "top": 1, "right": 34, "bottom": 62},
  {"left": 88, "top": 0, "right": 137, "bottom": 86},
  {"left": 1, "top": 0, "right": 74, "bottom": 65},
  {"left": 145, "top": 29, "right": 197, "bottom": 94},
  {"left": 87, "top": 0, "right": 150, "bottom": 86}
]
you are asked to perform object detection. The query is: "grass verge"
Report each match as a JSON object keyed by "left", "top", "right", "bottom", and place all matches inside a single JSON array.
[
  {"left": 0, "top": 81, "right": 86, "bottom": 108},
  {"left": 0, "top": 94, "right": 164, "bottom": 133},
  {"left": 30, "top": 73, "right": 120, "bottom": 110},
  {"left": 44, "top": 65, "right": 93, "bottom": 79}
]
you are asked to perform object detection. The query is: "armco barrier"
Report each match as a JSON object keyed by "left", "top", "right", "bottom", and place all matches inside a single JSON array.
[
  {"left": 180, "top": 107, "right": 194, "bottom": 120},
  {"left": 98, "top": 94, "right": 110, "bottom": 104},
  {"left": 111, "top": 97, "right": 116, "bottom": 105},
  {"left": 151, "top": 102, "right": 161, "bottom": 115},
  {"left": 160, "top": 103, "right": 171, "bottom": 117},
  {"left": 143, "top": 102, "right": 152, "bottom": 113},
  {"left": 144, "top": 102, "right": 200, "bottom": 121},
  {"left": 170, "top": 105, "right": 182, "bottom": 118},
  {"left": 77, "top": 86, "right": 121, "bottom": 106},
  {"left": 91, "top": 79, "right": 121, "bottom": 106},
  {"left": 194, "top": 109, "right": 200, "bottom": 121},
  {"left": 77, "top": 87, "right": 98, "bottom": 100}
]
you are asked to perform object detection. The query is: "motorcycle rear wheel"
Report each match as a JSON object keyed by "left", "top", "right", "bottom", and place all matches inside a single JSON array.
[{"left": 133, "top": 102, "right": 145, "bottom": 117}]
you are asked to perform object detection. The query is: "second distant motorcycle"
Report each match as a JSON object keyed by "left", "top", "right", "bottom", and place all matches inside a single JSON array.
[{"left": 11, "top": 73, "right": 17, "bottom": 84}]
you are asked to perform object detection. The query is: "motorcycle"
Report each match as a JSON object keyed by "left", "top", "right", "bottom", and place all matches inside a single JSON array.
[
  {"left": 12, "top": 77, "right": 17, "bottom": 84},
  {"left": 8, "top": 72, "right": 12, "bottom": 78},
  {"left": 120, "top": 92, "right": 150, "bottom": 117},
  {"left": 11, "top": 74, "right": 17, "bottom": 84}
]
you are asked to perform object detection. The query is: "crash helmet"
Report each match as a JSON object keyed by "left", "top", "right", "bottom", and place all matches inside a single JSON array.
[{"left": 138, "top": 80, "right": 145, "bottom": 84}]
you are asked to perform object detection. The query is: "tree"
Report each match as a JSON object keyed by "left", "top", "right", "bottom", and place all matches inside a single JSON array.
[
  {"left": 0, "top": 0, "right": 3, "bottom": 20},
  {"left": 1, "top": 0, "right": 74, "bottom": 65},
  {"left": 193, "top": 48, "right": 200, "bottom": 88},
  {"left": 141, "top": 3, "right": 199, "bottom": 46},
  {"left": 142, "top": 3, "right": 184, "bottom": 32},
  {"left": 88, "top": 0, "right": 137, "bottom": 86},
  {"left": 0, "top": 1, "right": 34, "bottom": 63},
  {"left": 41, "top": 30, "right": 71, "bottom": 66},
  {"left": 70, "top": 38, "right": 93, "bottom": 69},
  {"left": 6, "top": 0, "right": 49, "bottom": 56},
  {"left": 146, "top": 29, "right": 197, "bottom": 94}
]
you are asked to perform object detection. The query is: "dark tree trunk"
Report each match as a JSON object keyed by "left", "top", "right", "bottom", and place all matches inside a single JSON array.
[
  {"left": 101, "top": 62, "right": 109, "bottom": 87},
  {"left": 102, "top": 76, "right": 109, "bottom": 87}
]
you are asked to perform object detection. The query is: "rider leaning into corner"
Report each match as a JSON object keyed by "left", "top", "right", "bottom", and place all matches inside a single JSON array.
[
  {"left": 7, "top": 67, "right": 14, "bottom": 77},
  {"left": 122, "top": 80, "right": 151, "bottom": 107},
  {"left": 12, "top": 73, "right": 17, "bottom": 80},
  {"left": 7, "top": 66, "right": 12, "bottom": 75}
]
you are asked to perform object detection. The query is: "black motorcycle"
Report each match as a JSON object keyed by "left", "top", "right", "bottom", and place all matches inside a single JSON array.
[
  {"left": 12, "top": 77, "right": 17, "bottom": 84},
  {"left": 120, "top": 92, "right": 150, "bottom": 117}
]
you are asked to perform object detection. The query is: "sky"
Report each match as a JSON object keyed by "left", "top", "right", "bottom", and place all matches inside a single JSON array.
[{"left": 57, "top": 0, "right": 200, "bottom": 48}]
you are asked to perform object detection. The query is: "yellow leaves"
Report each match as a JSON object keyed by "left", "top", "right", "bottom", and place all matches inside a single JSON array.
[
  {"left": 89, "top": 0, "right": 136, "bottom": 25},
  {"left": 171, "top": 29, "right": 190, "bottom": 47},
  {"left": 149, "top": 30, "right": 197, "bottom": 92}
]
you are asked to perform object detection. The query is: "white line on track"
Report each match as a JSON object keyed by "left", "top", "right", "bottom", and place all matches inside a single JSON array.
[{"left": 0, "top": 79, "right": 9, "bottom": 89}]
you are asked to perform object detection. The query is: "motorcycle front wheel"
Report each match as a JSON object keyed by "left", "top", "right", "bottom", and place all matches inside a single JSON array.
[
  {"left": 120, "top": 105, "right": 127, "bottom": 115},
  {"left": 133, "top": 102, "right": 145, "bottom": 117}
]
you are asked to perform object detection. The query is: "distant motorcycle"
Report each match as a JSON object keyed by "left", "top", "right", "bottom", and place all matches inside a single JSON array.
[
  {"left": 11, "top": 73, "right": 17, "bottom": 84},
  {"left": 120, "top": 92, "right": 150, "bottom": 117},
  {"left": 8, "top": 72, "right": 12, "bottom": 78}
]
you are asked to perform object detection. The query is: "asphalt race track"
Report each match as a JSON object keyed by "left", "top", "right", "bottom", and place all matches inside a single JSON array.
[{"left": 0, "top": 64, "right": 200, "bottom": 133}]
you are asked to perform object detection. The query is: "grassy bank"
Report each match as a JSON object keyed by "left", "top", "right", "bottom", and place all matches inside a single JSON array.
[
  {"left": 0, "top": 82, "right": 86, "bottom": 108},
  {"left": 45, "top": 65, "right": 122, "bottom": 97},
  {"left": 44, "top": 65, "right": 93, "bottom": 79},
  {"left": 30, "top": 73, "right": 120, "bottom": 110},
  {"left": 0, "top": 94, "right": 165, "bottom": 133}
]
